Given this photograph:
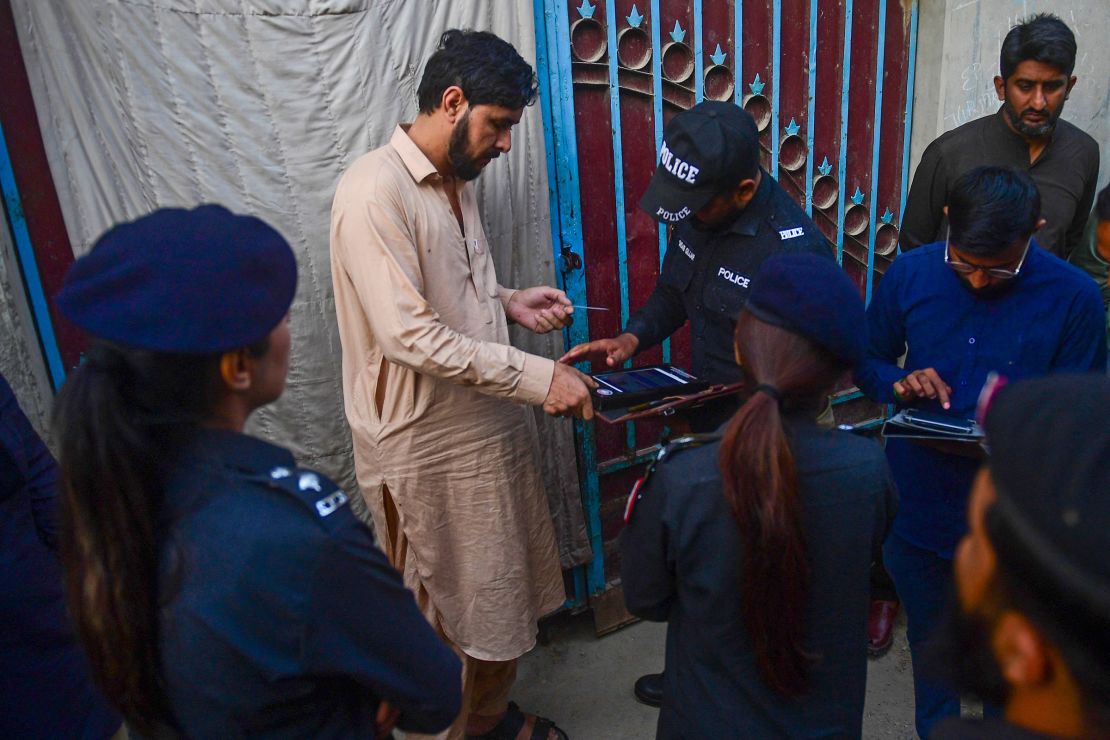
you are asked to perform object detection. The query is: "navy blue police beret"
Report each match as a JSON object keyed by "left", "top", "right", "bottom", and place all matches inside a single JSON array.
[
  {"left": 744, "top": 252, "right": 866, "bottom": 367},
  {"left": 57, "top": 205, "right": 297, "bottom": 353}
]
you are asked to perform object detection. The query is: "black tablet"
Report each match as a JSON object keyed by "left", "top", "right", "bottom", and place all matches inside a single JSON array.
[{"left": 590, "top": 364, "right": 709, "bottom": 411}]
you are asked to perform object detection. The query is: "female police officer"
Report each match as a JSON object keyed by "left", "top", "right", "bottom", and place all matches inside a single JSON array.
[
  {"left": 52, "top": 206, "right": 461, "bottom": 738},
  {"left": 621, "top": 253, "right": 897, "bottom": 738}
]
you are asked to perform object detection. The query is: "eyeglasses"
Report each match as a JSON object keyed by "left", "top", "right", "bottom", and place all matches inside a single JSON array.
[{"left": 944, "top": 229, "right": 1031, "bottom": 280}]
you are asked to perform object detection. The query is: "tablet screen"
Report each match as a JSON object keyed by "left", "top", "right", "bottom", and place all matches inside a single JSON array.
[{"left": 594, "top": 366, "right": 695, "bottom": 395}]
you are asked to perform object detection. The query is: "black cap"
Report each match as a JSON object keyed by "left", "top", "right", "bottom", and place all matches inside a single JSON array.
[
  {"left": 639, "top": 101, "right": 761, "bottom": 224},
  {"left": 984, "top": 374, "right": 1110, "bottom": 633},
  {"left": 57, "top": 205, "right": 297, "bottom": 353},
  {"left": 744, "top": 253, "right": 865, "bottom": 367}
]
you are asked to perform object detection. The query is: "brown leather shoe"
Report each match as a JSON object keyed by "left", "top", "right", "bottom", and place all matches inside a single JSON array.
[{"left": 867, "top": 599, "right": 899, "bottom": 657}]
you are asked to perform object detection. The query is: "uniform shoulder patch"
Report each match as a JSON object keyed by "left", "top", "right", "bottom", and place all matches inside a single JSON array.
[{"left": 266, "top": 465, "right": 351, "bottom": 520}]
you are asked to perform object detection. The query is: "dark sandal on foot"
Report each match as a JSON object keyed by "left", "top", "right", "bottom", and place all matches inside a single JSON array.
[{"left": 465, "top": 701, "right": 569, "bottom": 740}]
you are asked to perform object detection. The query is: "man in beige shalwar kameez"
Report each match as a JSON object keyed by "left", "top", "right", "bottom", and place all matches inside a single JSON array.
[{"left": 330, "top": 30, "right": 595, "bottom": 740}]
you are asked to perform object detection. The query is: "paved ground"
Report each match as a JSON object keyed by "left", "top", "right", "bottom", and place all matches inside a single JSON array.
[{"left": 511, "top": 607, "right": 919, "bottom": 739}]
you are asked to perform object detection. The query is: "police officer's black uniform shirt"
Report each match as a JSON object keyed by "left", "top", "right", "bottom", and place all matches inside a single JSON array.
[
  {"left": 157, "top": 428, "right": 461, "bottom": 738},
  {"left": 621, "top": 418, "right": 897, "bottom": 739},
  {"left": 625, "top": 171, "right": 834, "bottom": 385}
]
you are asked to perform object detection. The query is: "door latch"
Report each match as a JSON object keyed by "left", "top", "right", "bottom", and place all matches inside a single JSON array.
[{"left": 560, "top": 245, "right": 583, "bottom": 272}]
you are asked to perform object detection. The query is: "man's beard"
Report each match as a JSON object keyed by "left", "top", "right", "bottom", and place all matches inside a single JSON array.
[
  {"left": 924, "top": 592, "right": 1012, "bottom": 709},
  {"left": 447, "top": 111, "right": 494, "bottom": 182},
  {"left": 1002, "top": 98, "right": 1062, "bottom": 139}
]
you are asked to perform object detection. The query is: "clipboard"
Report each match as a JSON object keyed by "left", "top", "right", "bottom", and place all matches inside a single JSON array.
[
  {"left": 596, "top": 382, "right": 745, "bottom": 424},
  {"left": 882, "top": 408, "right": 984, "bottom": 441}
]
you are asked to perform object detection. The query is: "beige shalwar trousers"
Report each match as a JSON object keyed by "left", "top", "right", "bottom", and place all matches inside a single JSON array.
[{"left": 383, "top": 487, "right": 518, "bottom": 740}]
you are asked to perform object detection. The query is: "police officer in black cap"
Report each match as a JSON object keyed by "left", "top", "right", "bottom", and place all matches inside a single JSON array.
[
  {"left": 560, "top": 100, "right": 835, "bottom": 707},
  {"left": 52, "top": 205, "right": 461, "bottom": 738},
  {"left": 561, "top": 100, "right": 833, "bottom": 434},
  {"left": 930, "top": 374, "right": 1110, "bottom": 739}
]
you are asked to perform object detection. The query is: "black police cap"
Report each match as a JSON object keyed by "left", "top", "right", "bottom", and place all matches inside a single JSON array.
[
  {"left": 639, "top": 101, "right": 761, "bottom": 224},
  {"left": 57, "top": 205, "right": 297, "bottom": 353}
]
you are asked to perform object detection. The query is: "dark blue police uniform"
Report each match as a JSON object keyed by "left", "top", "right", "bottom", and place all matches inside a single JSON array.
[
  {"left": 157, "top": 427, "right": 461, "bottom": 738},
  {"left": 626, "top": 171, "right": 832, "bottom": 387},
  {"left": 0, "top": 374, "right": 121, "bottom": 739},
  {"left": 621, "top": 418, "right": 897, "bottom": 739}
]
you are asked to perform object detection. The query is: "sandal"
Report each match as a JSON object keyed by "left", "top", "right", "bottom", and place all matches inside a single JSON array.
[{"left": 465, "top": 701, "right": 569, "bottom": 740}]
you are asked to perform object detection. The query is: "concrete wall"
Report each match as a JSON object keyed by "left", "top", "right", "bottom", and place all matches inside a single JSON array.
[{"left": 910, "top": 0, "right": 1110, "bottom": 190}]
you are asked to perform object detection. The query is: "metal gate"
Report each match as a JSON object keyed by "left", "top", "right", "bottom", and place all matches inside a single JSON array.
[{"left": 534, "top": 0, "right": 919, "bottom": 620}]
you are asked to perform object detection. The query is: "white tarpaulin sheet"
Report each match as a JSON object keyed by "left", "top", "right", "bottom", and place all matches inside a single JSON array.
[{"left": 11, "top": 0, "right": 591, "bottom": 567}]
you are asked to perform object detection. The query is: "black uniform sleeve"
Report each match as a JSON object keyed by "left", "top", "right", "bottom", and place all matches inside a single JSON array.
[
  {"left": 1063, "top": 146, "right": 1100, "bottom": 259},
  {"left": 872, "top": 458, "right": 899, "bottom": 565},
  {"left": 620, "top": 465, "right": 676, "bottom": 621},
  {"left": 899, "top": 141, "right": 948, "bottom": 251},
  {"left": 624, "top": 239, "right": 691, "bottom": 350},
  {"left": 624, "top": 284, "right": 688, "bottom": 351},
  {"left": 302, "top": 525, "right": 462, "bottom": 734}
]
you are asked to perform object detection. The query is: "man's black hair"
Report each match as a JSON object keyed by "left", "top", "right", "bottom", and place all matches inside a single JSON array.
[
  {"left": 417, "top": 29, "right": 538, "bottom": 114},
  {"left": 1095, "top": 184, "right": 1110, "bottom": 224},
  {"left": 947, "top": 166, "right": 1041, "bottom": 257},
  {"left": 999, "top": 13, "right": 1077, "bottom": 81},
  {"left": 984, "top": 505, "right": 1110, "bottom": 731}
]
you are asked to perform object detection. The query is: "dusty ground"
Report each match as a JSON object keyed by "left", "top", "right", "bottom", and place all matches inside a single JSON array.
[{"left": 510, "top": 607, "right": 919, "bottom": 739}]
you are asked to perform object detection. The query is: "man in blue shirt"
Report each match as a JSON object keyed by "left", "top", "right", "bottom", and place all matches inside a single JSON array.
[{"left": 856, "top": 166, "right": 1106, "bottom": 738}]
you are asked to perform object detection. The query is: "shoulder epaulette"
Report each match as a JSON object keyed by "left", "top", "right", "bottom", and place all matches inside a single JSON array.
[
  {"left": 262, "top": 465, "right": 352, "bottom": 521},
  {"left": 623, "top": 433, "right": 722, "bottom": 523}
]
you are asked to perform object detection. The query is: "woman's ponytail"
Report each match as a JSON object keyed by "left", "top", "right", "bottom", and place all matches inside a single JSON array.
[
  {"left": 717, "top": 312, "right": 848, "bottom": 697},
  {"left": 55, "top": 342, "right": 224, "bottom": 734}
]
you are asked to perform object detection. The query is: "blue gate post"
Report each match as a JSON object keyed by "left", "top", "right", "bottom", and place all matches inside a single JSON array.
[
  {"left": 533, "top": 0, "right": 606, "bottom": 598},
  {"left": 0, "top": 119, "right": 66, "bottom": 391}
]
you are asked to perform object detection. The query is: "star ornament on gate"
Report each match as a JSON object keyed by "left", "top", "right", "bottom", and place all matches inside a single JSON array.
[
  {"left": 577, "top": 0, "right": 595, "bottom": 19},
  {"left": 818, "top": 157, "right": 833, "bottom": 176},
  {"left": 785, "top": 118, "right": 801, "bottom": 137},
  {"left": 627, "top": 5, "right": 643, "bottom": 27},
  {"left": 749, "top": 74, "right": 765, "bottom": 95},
  {"left": 851, "top": 187, "right": 865, "bottom": 205},
  {"left": 881, "top": 208, "right": 894, "bottom": 224},
  {"left": 670, "top": 21, "right": 686, "bottom": 43},
  {"left": 710, "top": 44, "right": 727, "bottom": 65}
]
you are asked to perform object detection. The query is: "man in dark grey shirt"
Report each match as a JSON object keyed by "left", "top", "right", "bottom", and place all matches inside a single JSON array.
[{"left": 900, "top": 13, "right": 1099, "bottom": 258}]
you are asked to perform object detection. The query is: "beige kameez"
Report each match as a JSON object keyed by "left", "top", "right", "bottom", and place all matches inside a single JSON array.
[{"left": 329, "top": 126, "right": 566, "bottom": 664}]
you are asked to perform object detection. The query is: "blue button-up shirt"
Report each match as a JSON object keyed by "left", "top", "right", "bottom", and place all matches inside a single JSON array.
[{"left": 856, "top": 242, "right": 1106, "bottom": 556}]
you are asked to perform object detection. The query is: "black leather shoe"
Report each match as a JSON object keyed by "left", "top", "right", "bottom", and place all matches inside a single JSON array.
[{"left": 633, "top": 672, "right": 664, "bottom": 708}]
